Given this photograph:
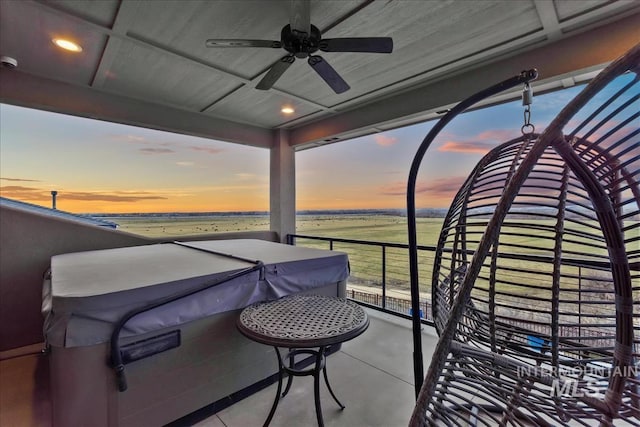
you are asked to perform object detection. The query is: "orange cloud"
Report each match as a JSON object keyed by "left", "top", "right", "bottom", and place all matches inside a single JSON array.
[
  {"left": 584, "top": 121, "right": 636, "bottom": 143},
  {"left": 438, "top": 141, "right": 495, "bottom": 154},
  {"left": 111, "top": 130, "right": 225, "bottom": 155},
  {"left": 0, "top": 185, "right": 49, "bottom": 201},
  {"left": 109, "top": 134, "right": 148, "bottom": 143},
  {"left": 475, "top": 130, "right": 519, "bottom": 141},
  {"left": 379, "top": 176, "right": 467, "bottom": 197},
  {"left": 374, "top": 134, "right": 398, "bottom": 147},
  {"left": 439, "top": 129, "right": 519, "bottom": 154},
  {"left": 139, "top": 147, "right": 175, "bottom": 154},
  {"left": 235, "top": 173, "right": 256, "bottom": 180},
  {"left": 375, "top": 176, "right": 467, "bottom": 208},
  {"left": 0, "top": 185, "right": 166, "bottom": 203},
  {"left": 188, "top": 145, "right": 224, "bottom": 154},
  {"left": 65, "top": 192, "right": 166, "bottom": 202},
  {"left": 111, "top": 133, "right": 223, "bottom": 155},
  {"left": 1, "top": 177, "right": 42, "bottom": 182}
]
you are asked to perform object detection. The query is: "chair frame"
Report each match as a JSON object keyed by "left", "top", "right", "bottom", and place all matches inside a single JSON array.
[{"left": 407, "top": 43, "right": 640, "bottom": 426}]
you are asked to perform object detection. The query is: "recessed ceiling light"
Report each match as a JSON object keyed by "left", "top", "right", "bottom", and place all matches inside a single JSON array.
[
  {"left": 52, "top": 38, "right": 83, "bottom": 52},
  {"left": 281, "top": 107, "right": 295, "bottom": 114}
]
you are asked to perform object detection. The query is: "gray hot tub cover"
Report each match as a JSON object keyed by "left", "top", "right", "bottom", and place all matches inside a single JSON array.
[{"left": 43, "top": 239, "right": 349, "bottom": 347}]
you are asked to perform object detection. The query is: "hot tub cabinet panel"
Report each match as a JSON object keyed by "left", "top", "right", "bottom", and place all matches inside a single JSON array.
[{"left": 45, "top": 240, "right": 348, "bottom": 427}]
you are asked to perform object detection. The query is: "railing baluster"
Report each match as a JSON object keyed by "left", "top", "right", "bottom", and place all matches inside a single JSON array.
[
  {"left": 382, "top": 246, "right": 386, "bottom": 309},
  {"left": 285, "top": 233, "right": 617, "bottom": 328},
  {"left": 288, "top": 233, "right": 435, "bottom": 325}
]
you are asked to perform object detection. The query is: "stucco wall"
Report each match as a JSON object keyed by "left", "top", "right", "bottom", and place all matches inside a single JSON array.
[{"left": 0, "top": 204, "right": 277, "bottom": 352}]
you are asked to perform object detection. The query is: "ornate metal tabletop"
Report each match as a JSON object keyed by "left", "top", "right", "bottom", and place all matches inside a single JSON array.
[
  {"left": 238, "top": 294, "right": 369, "bottom": 348},
  {"left": 237, "top": 294, "right": 368, "bottom": 426}
]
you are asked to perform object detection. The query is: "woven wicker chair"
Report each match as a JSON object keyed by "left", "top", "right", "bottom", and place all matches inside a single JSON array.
[{"left": 410, "top": 43, "right": 640, "bottom": 426}]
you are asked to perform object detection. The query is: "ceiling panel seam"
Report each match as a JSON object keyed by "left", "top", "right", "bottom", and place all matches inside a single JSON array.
[
  {"left": 282, "top": 33, "right": 548, "bottom": 129},
  {"left": 32, "top": 0, "right": 547, "bottom": 129},
  {"left": 91, "top": 1, "right": 141, "bottom": 87},
  {"left": 337, "top": 31, "right": 544, "bottom": 107},
  {"left": 91, "top": 38, "right": 122, "bottom": 88},
  {"left": 122, "top": 34, "right": 336, "bottom": 115},
  {"left": 319, "top": 0, "right": 376, "bottom": 35},
  {"left": 24, "top": 0, "right": 640, "bottom": 137},
  {"left": 31, "top": 0, "right": 336, "bottom": 115},
  {"left": 199, "top": 84, "right": 246, "bottom": 113},
  {"left": 33, "top": 0, "right": 251, "bottom": 83},
  {"left": 555, "top": 1, "right": 639, "bottom": 25},
  {"left": 288, "top": 13, "right": 639, "bottom": 147},
  {"left": 533, "top": 0, "right": 562, "bottom": 40},
  {"left": 285, "top": 3, "right": 640, "bottom": 126}
]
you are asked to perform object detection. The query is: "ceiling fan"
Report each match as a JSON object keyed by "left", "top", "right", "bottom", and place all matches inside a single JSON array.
[{"left": 205, "top": 0, "right": 393, "bottom": 94}]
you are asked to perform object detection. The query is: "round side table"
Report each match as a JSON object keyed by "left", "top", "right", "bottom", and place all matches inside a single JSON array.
[{"left": 237, "top": 294, "right": 369, "bottom": 427}]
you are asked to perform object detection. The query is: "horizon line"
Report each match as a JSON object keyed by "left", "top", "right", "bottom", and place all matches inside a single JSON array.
[{"left": 86, "top": 207, "right": 450, "bottom": 216}]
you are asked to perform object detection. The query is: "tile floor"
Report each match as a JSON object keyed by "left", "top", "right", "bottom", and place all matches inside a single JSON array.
[
  {"left": 0, "top": 308, "right": 438, "bottom": 427},
  {"left": 193, "top": 308, "right": 439, "bottom": 427}
]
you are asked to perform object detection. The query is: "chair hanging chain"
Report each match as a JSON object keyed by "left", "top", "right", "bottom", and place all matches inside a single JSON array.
[{"left": 521, "top": 82, "right": 535, "bottom": 137}]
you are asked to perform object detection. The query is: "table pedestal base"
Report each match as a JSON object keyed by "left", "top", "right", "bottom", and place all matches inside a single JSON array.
[
  {"left": 237, "top": 296, "right": 368, "bottom": 427},
  {"left": 264, "top": 346, "right": 344, "bottom": 427}
]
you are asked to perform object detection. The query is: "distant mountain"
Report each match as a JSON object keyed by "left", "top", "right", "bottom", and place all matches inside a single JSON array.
[
  {"left": 87, "top": 208, "right": 450, "bottom": 218},
  {"left": 87, "top": 211, "right": 269, "bottom": 218}
]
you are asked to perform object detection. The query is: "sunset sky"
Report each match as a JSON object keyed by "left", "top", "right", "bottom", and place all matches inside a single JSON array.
[{"left": 0, "top": 82, "right": 589, "bottom": 213}]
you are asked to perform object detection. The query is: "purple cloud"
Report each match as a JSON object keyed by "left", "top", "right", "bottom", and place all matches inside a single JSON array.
[{"left": 139, "top": 147, "right": 175, "bottom": 154}]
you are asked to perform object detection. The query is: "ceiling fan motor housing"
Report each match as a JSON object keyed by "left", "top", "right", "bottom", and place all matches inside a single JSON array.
[{"left": 281, "top": 24, "right": 321, "bottom": 58}]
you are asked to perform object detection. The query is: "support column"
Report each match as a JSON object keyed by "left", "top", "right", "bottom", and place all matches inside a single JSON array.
[{"left": 270, "top": 129, "right": 296, "bottom": 243}]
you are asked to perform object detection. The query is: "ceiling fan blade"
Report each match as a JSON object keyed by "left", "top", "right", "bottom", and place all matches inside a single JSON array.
[
  {"left": 289, "top": 0, "right": 310, "bottom": 34},
  {"left": 308, "top": 55, "right": 349, "bottom": 94},
  {"left": 256, "top": 55, "right": 295, "bottom": 90},
  {"left": 320, "top": 37, "right": 393, "bottom": 53},
  {"left": 205, "top": 39, "right": 281, "bottom": 48}
]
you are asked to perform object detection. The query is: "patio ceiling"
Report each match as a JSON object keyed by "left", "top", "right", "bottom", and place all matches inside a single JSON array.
[{"left": 0, "top": 0, "right": 639, "bottom": 150}]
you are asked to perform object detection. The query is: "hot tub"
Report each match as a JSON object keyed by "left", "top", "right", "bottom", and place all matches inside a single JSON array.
[{"left": 43, "top": 239, "right": 348, "bottom": 426}]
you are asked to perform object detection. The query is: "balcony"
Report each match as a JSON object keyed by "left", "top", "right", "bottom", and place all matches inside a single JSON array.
[
  {"left": 288, "top": 234, "right": 437, "bottom": 323},
  {"left": 0, "top": 230, "right": 437, "bottom": 427},
  {"left": 2, "top": 228, "right": 633, "bottom": 426},
  {"left": 175, "top": 307, "right": 438, "bottom": 426},
  {"left": 0, "top": 306, "right": 437, "bottom": 427}
]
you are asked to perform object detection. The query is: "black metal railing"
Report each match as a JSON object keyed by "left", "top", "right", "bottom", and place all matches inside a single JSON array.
[
  {"left": 287, "top": 233, "right": 436, "bottom": 325},
  {"left": 286, "top": 233, "right": 634, "bottom": 342}
]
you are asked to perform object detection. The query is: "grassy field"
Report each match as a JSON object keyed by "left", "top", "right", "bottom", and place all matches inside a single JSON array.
[
  {"left": 109, "top": 214, "right": 271, "bottom": 237},
  {"left": 297, "top": 214, "right": 443, "bottom": 245},
  {"left": 295, "top": 215, "right": 445, "bottom": 302},
  {"left": 107, "top": 213, "right": 443, "bottom": 302},
  {"left": 108, "top": 213, "right": 443, "bottom": 245},
  {"left": 107, "top": 214, "right": 639, "bottom": 319}
]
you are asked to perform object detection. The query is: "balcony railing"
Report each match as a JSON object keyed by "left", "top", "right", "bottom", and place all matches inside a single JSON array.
[
  {"left": 287, "top": 233, "right": 436, "bottom": 325},
  {"left": 287, "top": 233, "right": 636, "bottom": 348}
]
